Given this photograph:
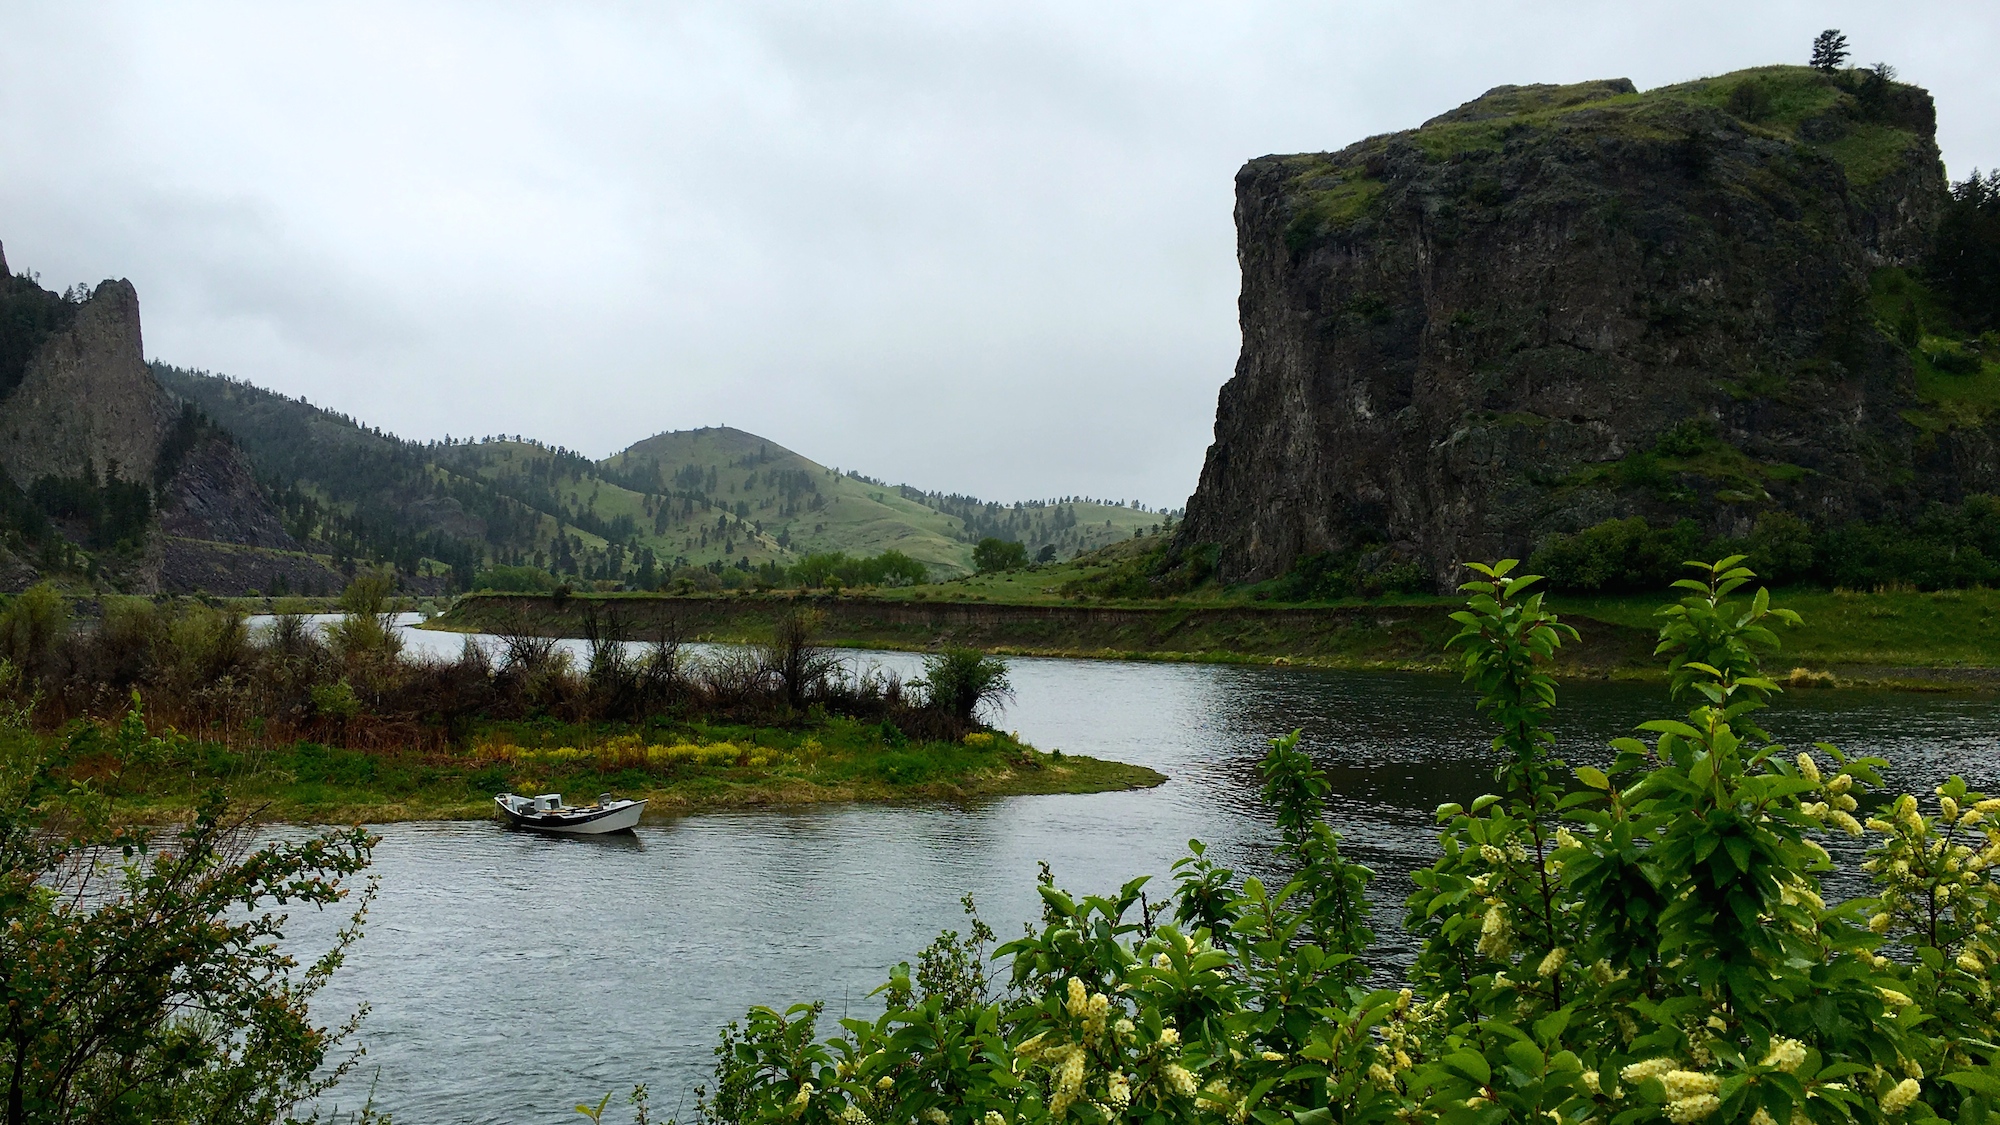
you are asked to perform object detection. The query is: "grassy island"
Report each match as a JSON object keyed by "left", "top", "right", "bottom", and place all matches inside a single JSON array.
[
  {"left": 4, "top": 716, "right": 1162, "bottom": 827},
  {"left": 0, "top": 576, "right": 1163, "bottom": 828}
]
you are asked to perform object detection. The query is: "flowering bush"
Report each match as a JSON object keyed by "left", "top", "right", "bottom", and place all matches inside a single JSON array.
[
  {"left": 679, "top": 559, "right": 2000, "bottom": 1124},
  {"left": 484, "top": 735, "right": 770, "bottom": 770}
]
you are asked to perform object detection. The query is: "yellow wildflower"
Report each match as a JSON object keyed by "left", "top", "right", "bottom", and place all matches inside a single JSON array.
[
  {"left": 1878, "top": 987, "right": 1914, "bottom": 1007},
  {"left": 1582, "top": 1070, "right": 1601, "bottom": 1095},
  {"left": 1621, "top": 1058, "right": 1678, "bottom": 1084},
  {"left": 1066, "top": 977, "right": 1088, "bottom": 1015},
  {"left": 1760, "top": 1038, "right": 1807, "bottom": 1073},
  {"left": 1481, "top": 844, "right": 1505, "bottom": 864},
  {"left": 1661, "top": 1071, "right": 1720, "bottom": 1100},
  {"left": 1107, "top": 1072, "right": 1131, "bottom": 1108},
  {"left": 925, "top": 1110, "right": 949, "bottom": 1125},
  {"left": 1539, "top": 947, "right": 1568, "bottom": 978},
  {"left": 984, "top": 1113, "right": 1005, "bottom": 1125},
  {"left": 1958, "top": 949, "right": 1985, "bottom": 973},
  {"left": 1827, "top": 772, "right": 1852, "bottom": 795},
  {"left": 1943, "top": 796, "right": 1961, "bottom": 822},
  {"left": 1164, "top": 1064, "right": 1198, "bottom": 1097},
  {"left": 1368, "top": 1063, "right": 1395, "bottom": 1088},
  {"left": 1881, "top": 1078, "right": 1921, "bottom": 1114},
  {"left": 1478, "top": 904, "right": 1510, "bottom": 958},
  {"left": 1830, "top": 810, "right": 1864, "bottom": 837},
  {"left": 1667, "top": 1094, "right": 1721, "bottom": 1122},
  {"left": 1797, "top": 753, "right": 1821, "bottom": 784}
]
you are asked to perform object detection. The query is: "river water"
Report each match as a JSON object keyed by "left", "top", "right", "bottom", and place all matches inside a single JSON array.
[{"left": 277, "top": 618, "right": 2000, "bottom": 1122}]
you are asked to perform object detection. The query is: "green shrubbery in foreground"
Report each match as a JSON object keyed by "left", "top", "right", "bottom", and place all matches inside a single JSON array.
[{"left": 676, "top": 559, "right": 2000, "bottom": 1124}]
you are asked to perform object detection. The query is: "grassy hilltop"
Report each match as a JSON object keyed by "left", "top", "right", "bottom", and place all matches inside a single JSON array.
[{"left": 154, "top": 367, "right": 1165, "bottom": 584}]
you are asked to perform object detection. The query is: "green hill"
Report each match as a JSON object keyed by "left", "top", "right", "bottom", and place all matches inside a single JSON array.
[{"left": 155, "top": 368, "right": 1171, "bottom": 587}]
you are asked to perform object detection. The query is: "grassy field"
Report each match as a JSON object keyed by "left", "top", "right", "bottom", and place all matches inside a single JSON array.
[{"left": 15, "top": 715, "right": 1164, "bottom": 827}]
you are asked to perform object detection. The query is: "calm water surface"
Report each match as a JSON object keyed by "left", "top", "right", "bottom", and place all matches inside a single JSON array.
[{"left": 279, "top": 618, "right": 2000, "bottom": 1122}]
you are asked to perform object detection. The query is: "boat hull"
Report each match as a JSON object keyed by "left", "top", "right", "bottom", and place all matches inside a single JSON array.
[{"left": 495, "top": 798, "right": 646, "bottom": 834}]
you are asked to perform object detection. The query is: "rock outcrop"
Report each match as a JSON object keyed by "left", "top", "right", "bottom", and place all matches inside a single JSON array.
[
  {"left": 156, "top": 433, "right": 302, "bottom": 551},
  {"left": 1176, "top": 66, "right": 1967, "bottom": 588},
  {"left": 0, "top": 251, "right": 347, "bottom": 595},
  {"left": 0, "top": 277, "right": 172, "bottom": 488}
]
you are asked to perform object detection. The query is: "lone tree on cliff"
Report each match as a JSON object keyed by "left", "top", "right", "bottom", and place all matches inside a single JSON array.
[{"left": 1810, "top": 28, "right": 1849, "bottom": 71}]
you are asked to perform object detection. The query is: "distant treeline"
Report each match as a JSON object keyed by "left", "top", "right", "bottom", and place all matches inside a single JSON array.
[{"left": 473, "top": 547, "right": 930, "bottom": 595}]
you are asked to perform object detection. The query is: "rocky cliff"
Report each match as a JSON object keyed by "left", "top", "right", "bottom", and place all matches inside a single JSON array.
[
  {"left": 0, "top": 248, "right": 345, "bottom": 595},
  {"left": 0, "top": 274, "right": 172, "bottom": 488},
  {"left": 1176, "top": 66, "right": 1970, "bottom": 588}
]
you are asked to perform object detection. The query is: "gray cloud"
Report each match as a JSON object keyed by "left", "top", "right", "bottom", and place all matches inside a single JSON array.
[{"left": 3, "top": 2, "right": 1994, "bottom": 507}]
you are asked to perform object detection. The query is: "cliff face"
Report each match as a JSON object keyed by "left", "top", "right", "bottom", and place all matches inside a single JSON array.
[
  {"left": 1177, "top": 67, "right": 1962, "bottom": 588},
  {"left": 0, "top": 278, "right": 172, "bottom": 487},
  {"left": 0, "top": 253, "right": 344, "bottom": 595},
  {"left": 157, "top": 433, "right": 301, "bottom": 550}
]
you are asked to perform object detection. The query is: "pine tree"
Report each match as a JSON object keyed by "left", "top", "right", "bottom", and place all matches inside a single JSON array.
[{"left": 1810, "top": 28, "right": 1849, "bottom": 71}]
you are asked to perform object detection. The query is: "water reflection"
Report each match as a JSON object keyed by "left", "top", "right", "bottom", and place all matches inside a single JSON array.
[{"left": 262, "top": 617, "right": 2000, "bottom": 1123}]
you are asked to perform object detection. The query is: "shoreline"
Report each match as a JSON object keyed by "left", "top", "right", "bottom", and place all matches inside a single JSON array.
[
  {"left": 427, "top": 592, "right": 2000, "bottom": 694},
  {"left": 72, "top": 744, "right": 1167, "bottom": 828}
]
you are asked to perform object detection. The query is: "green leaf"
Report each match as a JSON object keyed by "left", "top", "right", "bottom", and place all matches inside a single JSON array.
[
  {"left": 1504, "top": 1039, "right": 1546, "bottom": 1075},
  {"left": 1947, "top": 1070, "right": 2000, "bottom": 1096},
  {"left": 1575, "top": 766, "right": 1609, "bottom": 790},
  {"left": 1446, "top": 1049, "right": 1492, "bottom": 1085},
  {"left": 1534, "top": 1008, "right": 1573, "bottom": 1043},
  {"left": 1690, "top": 755, "right": 1714, "bottom": 787}
]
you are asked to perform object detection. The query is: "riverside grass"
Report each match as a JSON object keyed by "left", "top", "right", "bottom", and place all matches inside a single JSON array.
[
  {"left": 13, "top": 712, "right": 1163, "bottom": 826},
  {"left": 433, "top": 575, "right": 2000, "bottom": 689}
]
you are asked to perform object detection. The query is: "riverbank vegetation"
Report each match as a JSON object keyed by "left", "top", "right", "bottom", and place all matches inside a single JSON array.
[
  {"left": 0, "top": 574, "right": 1160, "bottom": 824},
  {"left": 435, "top": 575, "right": 2000, "bottom": 688},
  {"left": 668, "top": 558, "right": 2000, "bottom": 1123},
  {"left": 0, "top": 771, "right": 376, "bottom": 1123}
]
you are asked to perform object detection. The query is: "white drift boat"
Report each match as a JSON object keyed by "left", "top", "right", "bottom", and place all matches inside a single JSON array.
[{"left": 494, "top": 792, "right": 646, "bottom": 835}]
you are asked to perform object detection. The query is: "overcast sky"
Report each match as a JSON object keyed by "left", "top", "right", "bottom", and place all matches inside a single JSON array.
[{"left": 3, "top": 3, "right": 1994, "bottom": 508}]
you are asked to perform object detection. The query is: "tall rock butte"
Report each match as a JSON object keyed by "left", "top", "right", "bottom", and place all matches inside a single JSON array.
[
  {"left": 0, "top": 270, "right": 172, "bottom": 487},
  {"left": 1175, "top": 66, "right": 1973, "bottom": 589}
]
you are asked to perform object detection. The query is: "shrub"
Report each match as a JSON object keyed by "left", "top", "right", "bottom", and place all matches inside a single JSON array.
[
  {"left": 1653, "top": 416, "right": 1715, "bottom": 457},
  {"left": 916, "top": 648, "right": 1012, "bottom": 726},
  {"left": 0, "top": 786, "right": 374, "bottom": 1123},
  {"left": 1530, "top": 516, "right": 1703, "bottom": 593},
  {"left": 1725, "top": 78, "right": 1772, "bottom": 121},
  {"left": 473, "top": 564, "right": 558, "bottom": 593},
  {"left": 973, "top": 538, "right": 1029, "bottom": 574},
  {"left": 0, "top": 582, "right": 68, "bottom": 679}
]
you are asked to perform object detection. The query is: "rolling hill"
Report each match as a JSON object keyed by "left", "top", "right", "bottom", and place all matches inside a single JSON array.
[{"left": 156, "top": 366, "right": 1171, "bottom": 586}]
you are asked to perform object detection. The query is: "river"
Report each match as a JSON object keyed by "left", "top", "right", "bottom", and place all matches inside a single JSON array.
[{"left": 278, "top": 617, "right": 2000, "bottom": 1122}]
